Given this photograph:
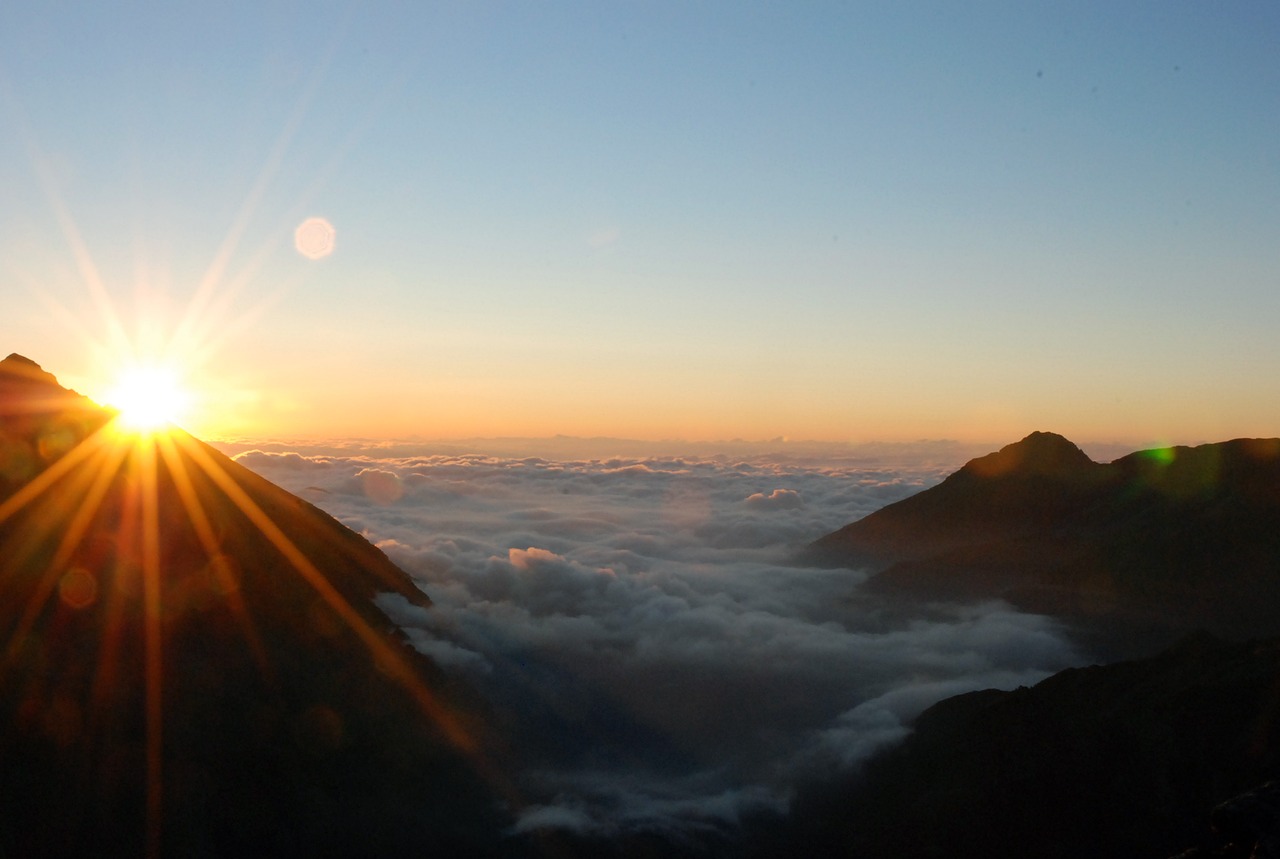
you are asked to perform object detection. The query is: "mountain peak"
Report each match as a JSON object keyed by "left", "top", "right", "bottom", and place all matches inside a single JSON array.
[
  {"left": 0, "top": 353, "right": 102, "bottom": 471},
  {"left": 960, "top": 430, "right": 1095, "bottom": 479},
  {"left": 2, "top": 352, "right": 39, "bottom": 366},
  {"left": 808, "top": 429, "right": 1280, "bottom": 651},
  {"left": 0, "top": 352, "right": 61, "bottom": 388}
]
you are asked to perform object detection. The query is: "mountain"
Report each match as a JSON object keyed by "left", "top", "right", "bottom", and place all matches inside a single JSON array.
[
  {"left": 805, "top": 431, "right": 1280, "bottom": 654},
  {"left": 0, "top": 355, "right": 507, "bottom": 856},
  {"left": 755, "top": 433, "right": 1280, "bottom": 858},
  {"left": 768, "top": 631, "right": 1280, "bottom": 859}
]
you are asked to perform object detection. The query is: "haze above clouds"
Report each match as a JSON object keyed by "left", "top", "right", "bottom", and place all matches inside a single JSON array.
[{"left": 231, "top": 442, "right": 1082, "bottom": 839}]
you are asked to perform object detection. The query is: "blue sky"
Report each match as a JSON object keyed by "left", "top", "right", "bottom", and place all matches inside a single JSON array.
[{"left": 2, "top": 2, "right": 1277, "bottom": 445}]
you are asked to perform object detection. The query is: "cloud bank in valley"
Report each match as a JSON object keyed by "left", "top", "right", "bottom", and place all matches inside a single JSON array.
[{"left": 229, "top": 443, "right": 1082, "bottom": 842}]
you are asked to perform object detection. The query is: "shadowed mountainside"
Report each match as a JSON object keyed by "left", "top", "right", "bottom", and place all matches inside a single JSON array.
[
  {"left": 761, "top": 431, "right": 1280, "bottom": 856},
  {"left": 763, "top": 631, "right": 1280, "bottom": 859},
  {"left": 805, "top": 431, "right": 1280, "bottom": 654},
  {"left": 0, "top": 354, "right": 508, "bottom": 856}
]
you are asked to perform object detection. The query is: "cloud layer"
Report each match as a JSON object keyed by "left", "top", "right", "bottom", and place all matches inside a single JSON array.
[{"left": 229, "top": 443, "right": 1082, "bottom": 842}]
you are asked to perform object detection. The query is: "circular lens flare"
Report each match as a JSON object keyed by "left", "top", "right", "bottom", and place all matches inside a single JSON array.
[
  {"left": 104, "top": 365, "right": 191, "bottom": 431},
  {"left": 294, "top": 216, "right": 336, "bottom": 260}
]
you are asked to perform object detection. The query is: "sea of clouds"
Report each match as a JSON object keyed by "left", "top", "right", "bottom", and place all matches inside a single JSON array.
[{"left": 224, "top": 439, "right": 1084, "bottom": 843}]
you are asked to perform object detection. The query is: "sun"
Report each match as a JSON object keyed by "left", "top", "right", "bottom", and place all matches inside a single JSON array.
[{"left": 103, "top": 365, "right": 192, "bottom": 432}]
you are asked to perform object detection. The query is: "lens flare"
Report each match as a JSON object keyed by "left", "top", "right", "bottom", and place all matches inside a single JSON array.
[{"left": 294, "top": 216, "right": 336, "bottom": 260}]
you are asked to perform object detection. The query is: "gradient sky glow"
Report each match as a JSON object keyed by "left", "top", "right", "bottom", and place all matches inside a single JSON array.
[{"left": 2, "top": 2, "right": 1277, "bottom": 447}]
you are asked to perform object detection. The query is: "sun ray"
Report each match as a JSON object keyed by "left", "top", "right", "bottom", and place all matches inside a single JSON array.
[
  {"left": 6, "top": 125, "right": 131, "bottom": 364},
  {"left": 87, "top": 571, "right": 130, "bottom": 747},
  {"left": 154, "top": 431, "right": 270, "bottom": 674},
  {"left": 1, "top": 21, "right": 526, "bottom": 841},
  {"left": 0, "top": 421, "right": 116, "bottom": 530},
  {"left": 134, "top": 434, "right": 164, "bottom": 859},
  {"left": 5, "top": 44, "right": 336, "bottom": 439},
  {"left": 174, "top": 434, "right": 478, "bottom": 753},
  {"left": 2, "top": 434, "right": 128, "bottom": 668},
  {"left": 0, "top": 387, "right": 528, "bottom": 843},
  {"left": 169, "top": 20, "right": 348, "bottom": 363}
]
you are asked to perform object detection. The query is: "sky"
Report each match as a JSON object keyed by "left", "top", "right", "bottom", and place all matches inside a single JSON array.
[{"left": 2, "top": 2, "right": 1278, "bottom": 448}]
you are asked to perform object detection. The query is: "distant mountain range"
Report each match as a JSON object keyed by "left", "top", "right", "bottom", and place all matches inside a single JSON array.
[
  {"left": 805, "top": 430, "right": 1280, "bottom": 656},
  {"left": 0, "top": 354, "right": 506, "bottom": 856}
]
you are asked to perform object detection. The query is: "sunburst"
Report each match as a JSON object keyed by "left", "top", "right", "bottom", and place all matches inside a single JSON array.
[
  {"left": 102, "top": 364, "right": 192, "bottom": 433},
  {"left": 0, "top": 30, "right": 545, "bottom": 846},
  {"left": 0, "top": 379, "right": 496, "bottom": 857},
  {"left": 0, "top": 98, "right": 503, "bottom": 859}
]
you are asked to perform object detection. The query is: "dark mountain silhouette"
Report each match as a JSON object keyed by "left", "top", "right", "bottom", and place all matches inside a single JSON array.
[
  {"left": 765, "top": 631, "right": 1280, "bottom": 859},
  {"left": 805, "top": 431, "right": 1280, "bottom": 654},
  {"left": 0, "top": 355, "right": 508, "bottom": 856},
  {"left": 738, "top": 433, "right": 1280, "bottom": 857}
]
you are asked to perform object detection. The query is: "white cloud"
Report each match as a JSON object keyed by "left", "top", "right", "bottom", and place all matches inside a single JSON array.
[
  {"left": 228, "top": 442, "right": 1081, "bottom": 841},
  {"left": 744, "top": 488, "right": 805, "bottom": 510},
  {"left": 514, "top": 803, "right": 596, "bottom": 834}
]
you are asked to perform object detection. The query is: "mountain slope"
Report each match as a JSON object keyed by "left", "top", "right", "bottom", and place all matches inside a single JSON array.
[
  {"left": 771, "top": 632, "right": 1280, "bottom": 858},
  {"left": 0, "top": 355, "right": 507, "bottom": 856},
  {"left": 808, "top": 431, "right": 1106, "bottom": 568},
  {"left": 805, "top": 431, "right": 1280, "bottom": 650}
]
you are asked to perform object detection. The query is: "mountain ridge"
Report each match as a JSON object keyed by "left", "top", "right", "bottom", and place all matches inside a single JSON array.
[{"left": 805, "top": 430, "right": 1280, "bottom": 654}]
